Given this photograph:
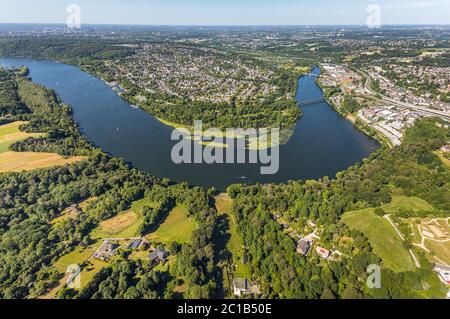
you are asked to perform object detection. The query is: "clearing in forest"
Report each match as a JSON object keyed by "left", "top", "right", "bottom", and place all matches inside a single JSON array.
[
  {"left": 342, "top": 208, "right": 415, "bottom": 272},
  {"left": 0, "top": 151, "right": 85, "bottom": 173},
  {"left": 0, "top": 121, "right": 85, "bottom": 173},
  {"left": 147, "top": 205, "right": 197, "bottom": 244},
  {"left": 0, "top": 121, "right": 43, "bottom": 153},
  {"left": 215, "top": 194, "right": 251, "bottom": 279},
  {"left": 91, "top": 198, "right": 157, "bottom": 239}
]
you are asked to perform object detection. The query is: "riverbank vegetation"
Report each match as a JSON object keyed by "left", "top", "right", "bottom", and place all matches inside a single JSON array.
[
  {"left": 0, "top": 70, "right": 88, "bottom": 172},
  {"left": 12, "top": 77, "right": 94, "bottom": 156}
]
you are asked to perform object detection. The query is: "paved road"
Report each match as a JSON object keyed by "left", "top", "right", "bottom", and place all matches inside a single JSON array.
[{"left": 361, "top": 70, "right": 450, "bottom": 120}]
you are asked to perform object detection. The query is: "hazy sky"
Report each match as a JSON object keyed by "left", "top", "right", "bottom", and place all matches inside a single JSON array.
[{"left": 1, "top": 0, "right": 450, "bottom": 25}]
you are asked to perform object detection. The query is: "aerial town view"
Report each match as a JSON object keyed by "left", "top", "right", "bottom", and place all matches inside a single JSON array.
[{"left": 0, "top": 0, "right": 449, "bottom": 313}]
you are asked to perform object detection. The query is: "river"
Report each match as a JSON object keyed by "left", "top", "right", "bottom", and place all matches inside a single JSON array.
[{"left": 0, "top": 59, "right": 379, "bottom": 190}]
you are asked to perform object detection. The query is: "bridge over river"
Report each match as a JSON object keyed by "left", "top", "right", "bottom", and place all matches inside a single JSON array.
[{"left": 298, "top": 98, "right": 326, "bottom": 106}]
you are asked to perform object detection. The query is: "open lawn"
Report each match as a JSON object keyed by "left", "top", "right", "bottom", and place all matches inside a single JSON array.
[
  {"left": 215, "top": 194, "right": 251, "bottom": 279},
  {"left": 78, "top": 197, "right": 99, "bottom": 210},
  {"left": 79, "top": 258, "right": 109, "bottom": 289},
  {"left": 148, "top": 205, "right": 197, "bottom": 244},
  {"left": 40, "top": 241, "right": 102, "bottom": 298},
  {"left": 91, "top": 198, "right": 157, "bottom": 239},
  {"left": 0, "top": 121, "right": 43, "bottom": 153},
  {"left": 153, "top": 255, "right": 176, "bottom": 273},
  {"left": 342, "top": 208, "right": 415, "bottom": 272},
  {"left": 381, "top": 195, "right": 434, "bottom": 214},
  {"left": 215, "top": 193, "right": 233, "bottom": 215},
  {"left": 129, "top": 249, "right": 150, "bottom": 261},
  {"left": 53, "top": 242, "right": 101, "bottom": 273},
  {"left": 93, "top": 211, "right": 139, "bottom": 238},
  {"left": 419, "top": 49, "right": 447, "bottom": 57},
  {"left": 0, "top": 151, "right": 85, "bottom": 173}
]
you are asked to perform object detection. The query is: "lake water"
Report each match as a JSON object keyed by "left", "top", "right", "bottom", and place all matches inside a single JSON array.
[{"left": 0, "top": 59, "right": 379, "bottom": 189}]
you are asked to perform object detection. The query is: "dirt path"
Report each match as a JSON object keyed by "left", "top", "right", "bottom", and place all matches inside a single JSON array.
[
  {"left": 384, "top": 214, "right": 405, "bottom": 241},
  {"left": 384, "top": 215, "right": 421, "bottom": 268}
]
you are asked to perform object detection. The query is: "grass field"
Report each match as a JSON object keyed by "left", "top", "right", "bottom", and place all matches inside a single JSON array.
[
  {"left": 381, "top": 195, "right": 434, "bottom": 214},
  {"left": 215, "top": 193, "right": 233, "bottom": 215},
  {"left": 40, "top": 241, "right": 103, "bottom": 298},
  {"left": 91, "top": 198, "right": 157, "bottom": 239},
  {"left": 92, "top": 211, "right": 139, "bottom": 238},
  {"left": 0, "top": 121, "right": 85, "bottom": 173},
  {"left": 42, "top": 257, "right": 109, "bottom": 297},
  {"left": 78, "top": 258, "right": 109, "bottom": 289},
  {"left": 342, "top": 208, "right": 415, "bottom": 272},
  {"left": 0, "top": 151, "right": 85, "bottom": 173},
  {"left": 411, "top": 217, "right": 450, "bottom": 265},
  {"left": 147, "top": 205, "right": 197, "bottom": 244},
  {"left": 419, "top": 49, "right": 447, "bottom": 57},
  {"left": 53, "top": 242, "right": 102, "bottom": 273},
  {"left": 215, "top": 194, "right": 251, "bottom": 278},
  {"left": 153, "top": 255, "right": 176, "bottom": 272},
  {"left": 129, "top": 249, "right": 150, "bottom": 261},
  {"left": 0, "top": 121, "right": 43, "bottom": 153}
]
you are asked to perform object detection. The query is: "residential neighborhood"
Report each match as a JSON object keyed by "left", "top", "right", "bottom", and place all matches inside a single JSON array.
[{"left": 104, "top": 43, "right": 281, "bottom": 105}]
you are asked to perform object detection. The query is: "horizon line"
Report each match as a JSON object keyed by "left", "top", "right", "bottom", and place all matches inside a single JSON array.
[{"left": 1, "top": 22, "right": 449, "bottom": 27}]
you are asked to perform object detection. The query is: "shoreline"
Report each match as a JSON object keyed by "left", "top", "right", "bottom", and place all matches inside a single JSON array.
[
  {"left": 315, "top": 69, "right": 388, "bottom": 149},
  {"left": 0, "top": 57, "right": 382, "bottom": 189}
]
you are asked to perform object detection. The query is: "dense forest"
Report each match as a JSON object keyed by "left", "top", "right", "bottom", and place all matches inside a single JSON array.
[
  {"left": 0, "top": 68, "right": 29, "bottom": 117},
  {"left": 0, "top": 38, "right": 136, "bottom": 68}
]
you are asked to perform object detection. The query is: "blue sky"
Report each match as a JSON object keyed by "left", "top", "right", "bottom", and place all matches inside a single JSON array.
[{"left": 2, "top": 0, "right": 450, "bottom": 25}]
